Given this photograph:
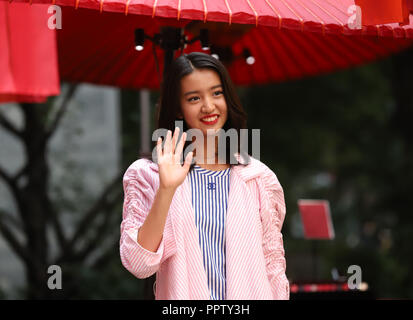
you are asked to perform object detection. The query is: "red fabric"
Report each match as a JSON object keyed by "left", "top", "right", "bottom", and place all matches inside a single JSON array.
[
  {"left": 355, "top": 0, "right": 405, "bottom": 25},
  {"left": 402, "top": 0, "right": 413, "bottom": 24},
  {"left": 55, "top": 6, "right": 413, "bottom": 90},
  {"left": 0, "top": 2, "right": 60, "bottom": 103},
  {"left": 355, "top": 0, "right": 413, "bottom": 25},
  {"left": 2, "top": 0, "right": 413, "bottom": 37},
  {"left": 1, "top": 2, "right": 413, "bottom": 93}
]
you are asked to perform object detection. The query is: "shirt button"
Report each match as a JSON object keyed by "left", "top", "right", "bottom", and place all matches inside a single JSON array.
[{"left": 208, "top": 182, "right": 216, "bottom": 190}]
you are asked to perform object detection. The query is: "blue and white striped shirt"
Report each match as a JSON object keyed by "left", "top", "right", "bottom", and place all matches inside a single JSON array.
[{"left": 189, "top": 164, "right": 231, "bottom": 300}]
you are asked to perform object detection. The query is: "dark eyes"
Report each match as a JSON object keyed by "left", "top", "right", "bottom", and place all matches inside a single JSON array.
[{"left": 188, "top": 90, "right": 223, "bottom": 102}]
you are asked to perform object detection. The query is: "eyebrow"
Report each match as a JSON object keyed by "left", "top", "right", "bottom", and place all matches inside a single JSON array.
[{"left": 184, "top": 84, "right": 223, "bottom": 96}]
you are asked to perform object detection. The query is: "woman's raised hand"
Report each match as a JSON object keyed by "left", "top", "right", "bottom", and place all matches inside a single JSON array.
[{"left": 157, "top": 127, "right": 193, "bottom": 190}]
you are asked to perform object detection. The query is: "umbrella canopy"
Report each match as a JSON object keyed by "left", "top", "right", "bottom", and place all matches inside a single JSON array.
[
  {"left": 0, "top": 2, "right": 60, "bottom": 103},
  {"left": 1, "top": 0, "right": 413, "bottom": 93},
  {"left": 7, "top": 0, "right": 413, "bottom": 35},
  {"left": 55, "top": 5, "right": 413, "bottom": 89},
  {"left": 355, "top": 0, "right": 413, "bottom": 25}
]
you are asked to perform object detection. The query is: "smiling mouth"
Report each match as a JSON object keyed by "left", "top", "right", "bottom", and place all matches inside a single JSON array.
[{"left": 200, "top": 115, "right": 219, "bottom": 124}]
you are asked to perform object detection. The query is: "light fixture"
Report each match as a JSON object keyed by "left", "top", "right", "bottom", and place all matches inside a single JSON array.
[
  {"left": 135, "top": 29, "right": 145, "bottom": 51},
  {"left": 246, "top": 56, "right": 255, "bottom": 65},
  {"left": 243, "top": 48, "right": 255, "bottom": 65},
  {"left": 200, "top": 29, "right": 209, "bottom": 50}
]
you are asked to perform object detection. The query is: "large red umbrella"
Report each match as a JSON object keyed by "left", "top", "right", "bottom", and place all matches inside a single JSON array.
[
  {"left": 0, "top": 2, "right": 59, "bottom": 103},
  {"left": 1, "top": 0, "right": 413, "bottom": 94},
  {"left": 355, "top": 0, "right": 413, "bottom": 25},
  {"left": 54, "top": 3, "right": 413, "bottom": 89}
]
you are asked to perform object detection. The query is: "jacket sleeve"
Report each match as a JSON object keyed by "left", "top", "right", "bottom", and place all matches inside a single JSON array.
[
  {"left": 260, "top": 165, "right": 290, "bottom": 300},
  {"left": 119, "top": 159, "right": 176, "bottom": 279}
]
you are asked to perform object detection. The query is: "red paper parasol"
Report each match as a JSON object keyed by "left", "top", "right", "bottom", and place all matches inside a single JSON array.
[
  {"left": 0, "top": 2, "right": 59, "bottom": 103},
  {"left": 1, "top": 0, "right": 413, "bottom": 96}
]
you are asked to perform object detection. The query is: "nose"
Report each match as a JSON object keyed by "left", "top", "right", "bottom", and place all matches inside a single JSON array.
[{"left": 201, "top": 97, "right": 215, "bottom": 113}]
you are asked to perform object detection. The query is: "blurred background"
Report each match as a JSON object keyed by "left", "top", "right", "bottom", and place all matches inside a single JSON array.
[
  {"left": 1, "top": 1, "right": 413, "bottom": 300},
  {"left": 1, "top": 47, "right": 412, "bottom": 299}
]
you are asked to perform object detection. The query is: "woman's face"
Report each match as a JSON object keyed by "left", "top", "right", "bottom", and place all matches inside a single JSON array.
[{"left": 179, "top": 68, "right": 228, "bottom": 137}]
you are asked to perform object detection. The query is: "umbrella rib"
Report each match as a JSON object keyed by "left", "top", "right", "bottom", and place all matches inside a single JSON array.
[
  {"left": 277, "top": 29, "right": 317, "bottom": 76},
  {"left": 260, "top": 29, "right": 293, "bottom": 80},
  {"left": 294, "top": 0, "right": 326, "bottom": 33},
  {"left": 304, "top": 31, "right": 347, "bottom": 69},
  {"left": 264, "top": 0, "right": 282, "bottom": 29},
  {"left": 339, "top": 35, "right": 382, "bottom": 61},
  {"left": 308, "top": 0, "right": 344, "bottom": 26},
  {"left": 245, "top": 0, "right": 258, "bottom": 26},
  {"left": 152, "top": 0, "right": 158, "bottom": 18},
  {"left": 224, "top": 0, "right": 232, "bottom": 25},
  {"left": 290, "top": 29, "right": 331, "bottom": 73},
  {"left": 202, "top": 0, "right": 208, "bottom": 22},
  {"left": 323, "top": 0, "right": 347, "bottom": 16},
  {"left": 91, "top": 32, "right": 134, "bottom": 85},
  {"left": 325, "top": 34, "right": 364, "bottom": 65},
  {"left": 279, "top": 0, "right": 304, "bottom": 30},
  {"left": 125, "top": 0, "right": 131, "bottom": 15},
  {"left": 286, "top": 28, "right": 325, "bottom": 75},
  {"left": 402, "top": 26, "right": 408, "bottom": 38},
  {"left": 253, "top": 28, "right": 281, "bottom": 82}
]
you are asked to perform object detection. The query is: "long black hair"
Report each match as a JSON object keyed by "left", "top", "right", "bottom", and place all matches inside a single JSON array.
[{"left": 154, "top": 52, "right": 251, "bottom": 169}]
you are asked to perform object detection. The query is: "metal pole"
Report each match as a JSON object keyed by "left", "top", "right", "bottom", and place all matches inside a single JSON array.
[
  {"left": 312, "top": 241, "right": 318, "bottom": 281},
  {"left": 139, "top": 89, "right": 151, "bottom": 159}
]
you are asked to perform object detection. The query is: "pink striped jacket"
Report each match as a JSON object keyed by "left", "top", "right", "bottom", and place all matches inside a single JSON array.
[{"left": 120, "top": 155, "right": 290, "bottom": 300}]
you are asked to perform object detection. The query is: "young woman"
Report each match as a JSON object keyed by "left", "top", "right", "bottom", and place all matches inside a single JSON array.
[{"left": 120, "top": 52, "right": 289, "bottom": 300}]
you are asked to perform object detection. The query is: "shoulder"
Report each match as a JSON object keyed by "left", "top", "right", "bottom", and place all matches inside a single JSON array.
[
  {"left": 123, "top": 158, "right": 159, "bottom": 183},
  {"left": 241, "top": 157, "right": 286, "bottom": 221},
  {"left": 233, "top": 155, "right": 280, "bottom": 186}
]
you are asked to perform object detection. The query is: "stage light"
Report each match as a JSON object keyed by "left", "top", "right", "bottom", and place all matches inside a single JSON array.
[
  {"left": 200, "top": 29, "right": 209, "bottom": 50},
  {"left": 243, "top": 48, "right": 255, "bottom": 65},
  {"left": 135, "top": 29, "right": 145, "bottom": 51},
  {"left": 246, "top": 56, "right": 255, "bottom": 65}
]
